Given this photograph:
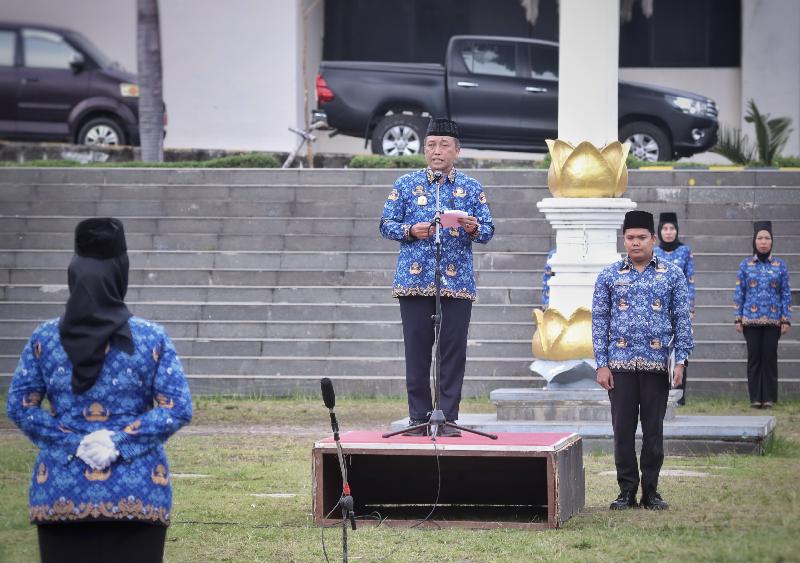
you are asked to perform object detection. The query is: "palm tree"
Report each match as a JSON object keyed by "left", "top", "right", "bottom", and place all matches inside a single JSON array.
[{"left": 137, "top": 0, "right": 164, "bottom": 162}]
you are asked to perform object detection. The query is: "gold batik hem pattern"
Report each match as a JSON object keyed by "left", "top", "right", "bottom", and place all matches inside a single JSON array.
[
  {"left": 741, "top": 317, "right": 782, "bottom": 327},
  {"left": 30, "top": 498, "right": 170, "bottom": 526},
  {"left": 608, "top": 359, "right": 668, "bottom": 373},
  {"left": 392, "top": 284, "right": 475, "bottom": 301}
]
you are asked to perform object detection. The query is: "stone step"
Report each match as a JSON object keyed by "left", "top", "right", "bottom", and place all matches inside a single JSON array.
[
  {"left": 2, "top": 249, "right": 799, "bottom": 271},
  {"left": 4, "top": 230, "right": 800, "bottom": 255},
  {"left": 1, "top": 335, "right": 794, "bottom": 359},
  {"left": 1, "top": 266, "right": 792, "bottom": 290},
  {"left": 4, "top": 215, "right": 800, "bottom": 237},
  {"left": 0, "top": 284, "right": 539, "bottom": 306},
  {"left": 0, "top": 249, "right": 550, "bottom": 270},
  {"left": 1, "top": 165, "right": 798, "bottom": 187},
  {"left": 0, "top": 232, "right": 553, "bottom": 253},
  {"left": 2, "top": 283, "right": 794, "bottom": 308},
  {"left": 0, "top": 301, "right": 539, "bottom": 322},
  {"left": 0, "top": 301, "right": 752, "bottom": 323},
  {"left": 0, "top": 319, "right": 748, "bottom": 347},
  {"left": 3, "top": 197, "right": 800, "bottom": 220}
]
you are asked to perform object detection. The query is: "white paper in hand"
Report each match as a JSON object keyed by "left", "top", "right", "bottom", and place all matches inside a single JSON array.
[{"left": 440, "top": 209, "right": 469, "bottom": 228}]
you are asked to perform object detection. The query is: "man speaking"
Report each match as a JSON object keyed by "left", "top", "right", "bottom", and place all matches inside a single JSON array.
[{"left": 379, "top": 118, "right": 494, "bottom": 436}]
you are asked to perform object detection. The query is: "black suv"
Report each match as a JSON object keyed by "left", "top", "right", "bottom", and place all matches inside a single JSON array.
[{"left": 0, "top": 22, "right": 147, "bottom": 146}]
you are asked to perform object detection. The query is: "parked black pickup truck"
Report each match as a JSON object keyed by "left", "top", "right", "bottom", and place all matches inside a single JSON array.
[{"left": 316, "top": 35, "right": 718, "bottom": 161}]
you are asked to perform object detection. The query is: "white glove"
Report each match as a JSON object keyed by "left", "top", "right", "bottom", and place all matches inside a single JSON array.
[{"left": 77, "top": 429, "right": 119, "bottom": 470}]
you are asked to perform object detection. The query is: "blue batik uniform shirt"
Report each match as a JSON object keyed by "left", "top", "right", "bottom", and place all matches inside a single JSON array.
[
  {"left": 734, "top": 255, "right": 792, "bottom": 326},
  {"left": 654, "top": 244, "right": 695, "bottom": 312},
  {"left": 6, "top": 317, "right": 192, "bottom": 526},
  {"left": 592, "top": 254, "right": 694, "bottom": 372},
  {"left": 380, "top": 167, "right": 494, "bottom": 301}
]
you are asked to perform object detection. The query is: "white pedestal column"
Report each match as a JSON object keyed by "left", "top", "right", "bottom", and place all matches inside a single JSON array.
[
  {"left": 537, "top": 197, "right": 636, "bottom": 317},
  {"left": 558, "top": 0, "right": 620, "bottom": 146}
]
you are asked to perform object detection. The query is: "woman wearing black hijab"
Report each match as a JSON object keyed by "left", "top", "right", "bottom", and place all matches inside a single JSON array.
[
  {"left": 6, "top": 218, "right": 192, "bottom": 563},
  {"left": 734, "top": 221, "right": 792, "bottom": 408},
  {"left": 653, "top": 212, "right": 695, "bottom": 405}
]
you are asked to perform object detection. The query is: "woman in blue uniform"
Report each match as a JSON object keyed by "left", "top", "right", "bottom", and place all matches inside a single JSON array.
[
  {"left": 6, "top": 218, "right": 192, "bottom": 563},
  {"left": 734, "top": 221, "right": 792, "bottom": 408},
  {"left": 653, "top": 212, "right": 694, "bottom": 405}
]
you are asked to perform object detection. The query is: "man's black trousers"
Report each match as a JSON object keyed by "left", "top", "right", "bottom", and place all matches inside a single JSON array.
[
  {"left": 608, "top": 370, "right": 670, "bottom": 496},
  {"left": 399, "top": 296, "right": 472, "bottom": 421},
  {"left": 743, "top": 325, "right": 781, "bottom": 404}
]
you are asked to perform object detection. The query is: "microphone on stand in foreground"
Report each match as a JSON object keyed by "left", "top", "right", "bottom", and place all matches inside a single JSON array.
[{"left": 320, "top": 378, "right": 356, "bottom": 531}]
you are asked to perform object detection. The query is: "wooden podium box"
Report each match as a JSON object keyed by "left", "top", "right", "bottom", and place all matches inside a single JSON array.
[{"left": 312, "top": 431, "right": 584, "bottom": 529}]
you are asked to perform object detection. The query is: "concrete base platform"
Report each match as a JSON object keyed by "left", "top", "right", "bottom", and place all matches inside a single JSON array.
[{"left": 389, "top": 413, "right": 776, "bottom": 455}]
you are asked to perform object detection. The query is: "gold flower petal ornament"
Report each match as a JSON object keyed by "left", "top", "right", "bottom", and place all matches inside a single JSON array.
[
  {"left": 532, "top": 306, "right": 594, "bottom": 360},
  {"left": 545, "top": 139, "right": 630, "bottom": 198}
]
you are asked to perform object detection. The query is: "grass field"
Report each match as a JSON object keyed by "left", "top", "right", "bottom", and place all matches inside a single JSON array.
[{"left": 2, "top": 396, "right": 799, "bottom": 562}]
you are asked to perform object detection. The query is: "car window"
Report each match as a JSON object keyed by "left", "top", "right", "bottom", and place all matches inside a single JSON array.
[
  {"left": 461, "top": 42, "right": 516, "bottom": 77},
  {"left": 23, "top": 29, "right": 80, "bottom": 69},
  {"left": 530, "top": 45, "right": 558, "bottom": 81},
  {"left": 0, "top": 31, "right": 15, "bottom": 67}
]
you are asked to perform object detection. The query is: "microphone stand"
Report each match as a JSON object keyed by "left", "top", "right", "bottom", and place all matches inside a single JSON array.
[
  {"left": 383, "top": 172, "right": 497, "bottom": 441},
  {"left": 328, "top": 405, "right": 356, "bottom": 563}
]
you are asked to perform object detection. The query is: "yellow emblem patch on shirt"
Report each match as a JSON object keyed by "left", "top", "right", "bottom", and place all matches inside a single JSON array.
[
  {"left": 479, "top": 191, "right": 487, "bottom": 204},
  {"left": 36, "top": 463, "right": 48, "bottom": 484},
  {"left": 410, "top": 262, "right": 422, "bottom": 275},
  {"left": 446, "top": 263, "right": 457, "bottom": 277},
  {"left": 449, "top": 228, "right": 460, "bottom": 237},
  {"left": 387, "top": 189, "right": 399, "bottom": 201},
  {"left": 650, "top": 339, "right": 662, "bottom": 349},
  {"left": 151, "top": 464, "right": 169, "bottom": 486},
  {"left": 453, "top": 187, "right": 466, "bottom": 198},
  {"left": 617, "top": 337, "right": 627, "bottom": 348},
  {"left": 417, "top": 196, "right": 428, "bottom": 206},
  {"left": 651, "top": 299, "right": 662, "bottom": 312},
  {"left": 618, "top": 299, "right": 629, "bottom": 311},
  {"left": 83, "top": 402, "right": 110, "bottom": 422},
  {"left": 414, "top": 185, "right": 425, "bottom": 195}
]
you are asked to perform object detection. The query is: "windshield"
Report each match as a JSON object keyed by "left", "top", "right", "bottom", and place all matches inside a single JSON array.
[{"left": 66, "top": 30, "right": 114, "bottom": 69}]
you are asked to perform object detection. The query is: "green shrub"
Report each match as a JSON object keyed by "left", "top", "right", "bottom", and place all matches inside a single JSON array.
[
  {"left": 203, "top": 153, "right": 279, "bottom": 168},
  {"left": 775, "top": 155, "right": 800, "bottom": 167},
  {"left": 349, "top": 154, "right": 426, "bottom": 168},
  {"left": 0, "top": 153, "right": 280, "bottom": 168}
]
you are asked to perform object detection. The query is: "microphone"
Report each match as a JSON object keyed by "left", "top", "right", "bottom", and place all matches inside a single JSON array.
[
  {"left": 320, "top": 377, "right": 339, "bottom": 439},
  {"left": 429, "top": 170, "right": 443, "bottom": 185},
  {"left": 320, "top": 378, "right": 355, "bottom": 531}
]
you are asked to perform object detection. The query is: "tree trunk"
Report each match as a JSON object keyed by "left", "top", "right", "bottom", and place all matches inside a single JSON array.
[{"left": 137, "top": 0, "right": 164, "bottom": 162}]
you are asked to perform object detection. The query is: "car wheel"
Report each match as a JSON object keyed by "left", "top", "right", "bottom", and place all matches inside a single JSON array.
[
  {"left": 620, "top": 122, "right": 672, "bottom": 162},
  {"left": 371, "top": 114, "right": 425, "bottom": 156},
  {"left": 77, "top": 117, "right": 126, "bottom": 146}
]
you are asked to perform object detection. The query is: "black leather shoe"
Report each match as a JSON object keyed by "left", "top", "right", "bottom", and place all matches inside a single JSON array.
[
  {"left": 640, "top": 492, "right": 669, "bottom": 510},
  {"left": 402, "top": 419, "right": 428, "bottom": 436},
  {"left": 437, "top": 422, "right": 462, "bottom": 437},
  {"left": 609, "top": 490, "right": 637, "bottom": 510}
]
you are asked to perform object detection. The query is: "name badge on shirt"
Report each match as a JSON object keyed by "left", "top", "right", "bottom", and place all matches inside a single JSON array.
[{"left": 613, "top": 279, "right": 631, "bottom": 286}]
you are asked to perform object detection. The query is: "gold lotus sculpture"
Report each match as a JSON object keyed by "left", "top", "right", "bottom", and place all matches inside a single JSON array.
[
  {"left": 532, "top": 306, "right": 594, "bottom": 360},
  {"left": 546, "top": 139, "right": 630, "bottom": 198}
]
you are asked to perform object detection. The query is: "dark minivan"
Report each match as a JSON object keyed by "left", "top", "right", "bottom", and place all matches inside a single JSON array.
[{"left": 0, "top": 22, "right": 145, "bottom": 146}]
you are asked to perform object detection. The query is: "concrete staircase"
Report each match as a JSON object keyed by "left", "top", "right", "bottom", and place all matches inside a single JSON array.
[{"left": 0, "top": 168, "right": 798, "bottom": 397}]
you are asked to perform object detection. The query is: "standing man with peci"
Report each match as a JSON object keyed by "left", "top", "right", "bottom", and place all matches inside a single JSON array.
[
  {"left": 592, "top": 210, "right": 694, "bottom": 511},
  {"left": 379, "top": 118, "right": 494, "bottom": 437}
]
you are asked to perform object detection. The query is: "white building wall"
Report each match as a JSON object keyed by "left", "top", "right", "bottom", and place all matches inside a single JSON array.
[
  {"left": 741, "top": 0, "right": 800, "bottom": 157},
  {"left": 3, "top": 0, "right": 311, "bottom": 152}
]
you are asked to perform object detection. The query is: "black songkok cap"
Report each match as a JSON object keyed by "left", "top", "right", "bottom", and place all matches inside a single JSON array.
[
  {"left": 623, "top": 210, "right": 655, "bottom": 233},
  {"left": 659, "top": 212, "right": 678, "bottom": 227},
  {"left": 753, "top": 220, "right": 772, "bottom": 235},
  {"left": 75, "top": 218, "right": 127, "bottom": 260},
  {"left": 426, "top": 118, "right": 460, "bottom": 139}
]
